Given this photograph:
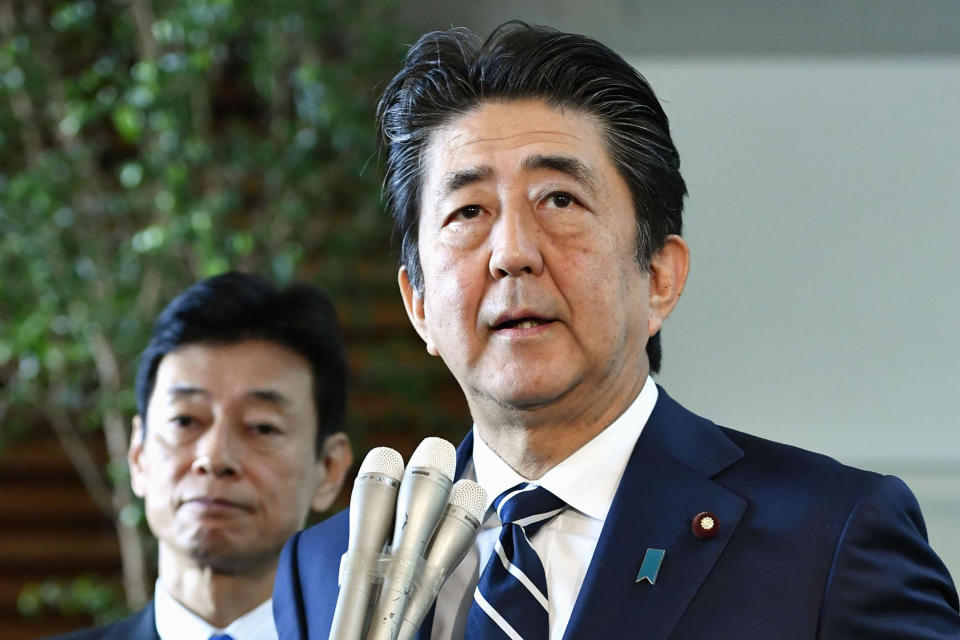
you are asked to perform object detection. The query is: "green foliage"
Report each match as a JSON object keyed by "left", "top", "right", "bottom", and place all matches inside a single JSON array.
[
  {"left": 0, "top": 0, "right": 407, "bottom": 440},
  {"left": 1, "top": 0, "right": 424, "bottom": 619},
  {"left": 18, "top": 575, "right": 128, "bottom": 625}
]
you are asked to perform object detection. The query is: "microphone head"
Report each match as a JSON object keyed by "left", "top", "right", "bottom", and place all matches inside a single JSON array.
[
  {"left": 449, "top": 480, "right": 487, "bottom": 522},
  {"left": 408, "top": 437, "right": 456, "bottom": 481},
  {"left": 358, "top": 447, "right": 405, "bottom": 481}
]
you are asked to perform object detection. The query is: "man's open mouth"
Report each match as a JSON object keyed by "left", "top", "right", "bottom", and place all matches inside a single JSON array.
[{"left": 492, "top": 317, "right": 553, "bottom": 330}]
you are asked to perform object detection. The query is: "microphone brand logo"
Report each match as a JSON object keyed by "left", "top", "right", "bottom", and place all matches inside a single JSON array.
[{"left": 411, "top": 469, "right": 430, "bottom": 477}]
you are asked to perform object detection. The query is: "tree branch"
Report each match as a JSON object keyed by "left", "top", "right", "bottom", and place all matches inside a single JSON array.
[
  {"left": 88, "top": 332, "right": 129, "bottom": 472},
  {"left": 135, "top": 266, "right": 163, "bottom": 319},
  {"left": 88, "top": 331, "right": 151, "bottom": 608},
  {"left": 45, "top": 401, "right": 114, "bottom": 519},
  {"left": 126, "top": 0, "right": 158, "bottom": 61},
  {"left": 0, "top": 1, "right": 43, "bottom": 163}
]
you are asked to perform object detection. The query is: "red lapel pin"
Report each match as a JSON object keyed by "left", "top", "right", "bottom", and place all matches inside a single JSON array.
[{"left": 692, "top": 511, "right": 719, "bottom": 540}]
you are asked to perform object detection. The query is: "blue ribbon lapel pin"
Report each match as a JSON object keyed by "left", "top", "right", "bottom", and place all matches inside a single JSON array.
[{"left": 636, "top": 548, "right": 666, "bottom": 585}]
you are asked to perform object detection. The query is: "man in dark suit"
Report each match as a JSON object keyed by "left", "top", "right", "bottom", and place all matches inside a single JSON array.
[
  {"left": 273, "top": 23, "right": 960, "bottom": 639},
  {"left": 50, "top": 272, "right": 353, "bottom": 640}
]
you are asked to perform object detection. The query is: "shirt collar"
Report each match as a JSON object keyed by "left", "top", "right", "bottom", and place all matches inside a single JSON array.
[
  {"left": 154, "top": 579, "right": 277, "bottom": 640},
  {"left": 473, "top": 377, "right": 658, "bottom": 523}
]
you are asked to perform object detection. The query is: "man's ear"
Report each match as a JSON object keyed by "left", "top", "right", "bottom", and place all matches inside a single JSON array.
[
  {"left": 398, "top": 266, "right": 438, "bottom": 356},
  {"left": 647, "top": 234, "right": 690, "bottom": 337},
  {"left": 128, "top": 415, "right": 147, "bottom": 498},
  {"left": 310, "top": 432, "right": 354, "bottom": 512}
]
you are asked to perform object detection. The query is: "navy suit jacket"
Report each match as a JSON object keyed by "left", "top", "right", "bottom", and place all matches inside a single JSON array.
[
  {"left": 274, "top": 388, "right": 960, "bottom": 639},
  {"left": 44, "top": 601, "right": 159, "bottom": 640}
]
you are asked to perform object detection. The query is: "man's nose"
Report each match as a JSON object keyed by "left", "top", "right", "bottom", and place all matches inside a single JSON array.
[
  {"left": 190, "top": 420, "right": 241, "bottom": 478},
  {"left": 488, "top": 202, "right": 544, "bottom": 279}
]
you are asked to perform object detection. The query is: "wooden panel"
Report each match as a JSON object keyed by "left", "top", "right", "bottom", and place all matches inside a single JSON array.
[
  {"left": 0, "top": 530, "right": 120, "bottom": 569},
  {"left": 0, "top": 484, "right": 106, "bottom": 525},
  {"left": 0, "top": 618, "right": 99, "bottom": 640},
  {"left": 0, "top": 426, "right": 121, "bottom": 636}
]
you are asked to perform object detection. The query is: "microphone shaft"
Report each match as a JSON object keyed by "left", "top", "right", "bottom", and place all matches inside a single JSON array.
[
  {"left": 396, "top": 504, "right": 480, "bottom": 640},
  {"left": 329, "top": 473, "right": 399, "bottom": 640},
  {"left": 366, "top": 468, "right": 452, "bottom": 640}
]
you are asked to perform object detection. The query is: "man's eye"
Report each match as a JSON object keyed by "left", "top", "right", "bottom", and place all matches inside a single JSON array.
[
  {"left": 172, "top": 415, "right": 195, "bottom": 428},
  {"left": 456, "top": 205, "right": 482, "bottom": 220},
  {"left": 253, "top": 423, "right": 280, "bottom": 435},
  {"left": 547, "top": 192, "right": 574, "bottom": 208}
]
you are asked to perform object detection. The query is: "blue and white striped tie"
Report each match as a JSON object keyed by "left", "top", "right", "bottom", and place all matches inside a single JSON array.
[{"left": 465, "top": 482, "right": 566, "bottom": 640}]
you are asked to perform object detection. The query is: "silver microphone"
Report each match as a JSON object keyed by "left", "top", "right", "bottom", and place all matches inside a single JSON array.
[
  {"left": 329, "top": 447, "right": 404, "bottom": 640},
  {"left": 366, "top": 437, "right": 456, "bottom": 640},
  {"left": 396, "top": 479, "right": 488, "bottom": 640}
]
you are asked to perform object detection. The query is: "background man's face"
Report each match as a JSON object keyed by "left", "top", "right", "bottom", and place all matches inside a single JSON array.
[
  {"left": 403, "top": 99, "right": 654, "bottom": 418},
  {"left": 129, "top": 339, "right": 336, "bottom": 574}
]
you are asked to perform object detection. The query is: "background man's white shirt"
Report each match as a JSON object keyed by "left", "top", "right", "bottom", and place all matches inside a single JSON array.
[
  {"left": 431, "top": 378, "right": 658, "bottom": 639},
  {"left": 154, "top": 580, "right": 278, "bottom": 640}
]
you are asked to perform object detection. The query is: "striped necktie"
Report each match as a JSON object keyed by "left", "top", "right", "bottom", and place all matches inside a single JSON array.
[{"left": 465, "top": 482, "right": 566, "bottom": 640}]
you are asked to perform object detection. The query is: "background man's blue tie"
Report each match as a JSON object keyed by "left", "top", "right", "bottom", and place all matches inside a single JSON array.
[
  {"left": 465, "top": 482, "right": 566, "bottom": 640},
  {"left": 208, "top": 634, "right": 234, "bottom": 640}
]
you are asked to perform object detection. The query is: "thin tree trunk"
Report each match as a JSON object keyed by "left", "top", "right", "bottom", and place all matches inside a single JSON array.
[
  {"left": 127, "top": 0, "right": 157, "bottom": 61},
  {"left": 89, "top": 331, "right": 150, "bottom": 609},
  {"left": 46, "top": 402, "right": 114, "bottom": 519}
]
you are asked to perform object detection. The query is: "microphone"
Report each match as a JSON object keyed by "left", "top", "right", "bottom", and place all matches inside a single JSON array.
[
  {"left": 367, "top": 437, "right": 456, "bottom": 640},
  {"left": 396, "top": 479, "right": 487, "bottom": 640},
  {"left": 328, "top": 447, "right": 405, "bottom": 640}
]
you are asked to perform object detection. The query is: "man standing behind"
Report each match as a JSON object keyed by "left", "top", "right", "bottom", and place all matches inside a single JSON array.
[
  {"left": 51, "top": 272, "right": 353, "bottom": 640},
  {"left": 274, "top": 23, "right": 960, "bottom": 639}
]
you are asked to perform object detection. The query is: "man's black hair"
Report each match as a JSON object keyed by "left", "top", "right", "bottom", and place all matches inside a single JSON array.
[
  {"left": 134, "top": 272, "right": 346, "bottom": 455},
  {"left": 376, "top": 22, "right": 687, "bottom": 373}
]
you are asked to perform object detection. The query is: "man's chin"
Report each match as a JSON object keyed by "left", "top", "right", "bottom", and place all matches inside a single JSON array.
[
  {"left": 474, "top": 381, "right": 577, "bottom": 413},
  {"left": 187, "top": 546, "right": 275, "bottom": 575},
  {"left": 467, "top": 356, "right": 584, "bottom": 407},
  {"left": 182, "top": 534, "right": 278, "bottom": 575}
]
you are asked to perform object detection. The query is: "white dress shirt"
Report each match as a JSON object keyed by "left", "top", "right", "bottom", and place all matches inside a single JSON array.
[
  {"left": 431, "top": 378, "right": 658, "bottom": 639},
  {"left": 154, "top": 579, "right": 278, "bottom": 640}
]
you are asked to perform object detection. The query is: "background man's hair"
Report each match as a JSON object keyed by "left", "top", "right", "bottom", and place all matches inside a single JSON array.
[
  {"left": 376, "top": 21, "right": 686, "bottom": 373},
  {"left": 134, "top": 271, "right": 347, "bottom": 454}
]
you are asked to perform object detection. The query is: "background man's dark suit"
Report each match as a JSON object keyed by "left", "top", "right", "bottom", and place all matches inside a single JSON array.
[
  {"left": 273, "top": 388, "right": 960, "bottom": 639},
  {"left": 45, "top": 602, "right": 159, "bottom": 640}
]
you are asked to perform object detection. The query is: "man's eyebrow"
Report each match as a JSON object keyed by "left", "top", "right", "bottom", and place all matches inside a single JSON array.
[
  {"left": 166, "top": 386, "right": 290, "bottom": 407},
  {"left": 523, "top": 154, "right": 596, "bottom": 191},
  {"left": 441, "top": 166, "right": 493, "bottom": 198},
  {"left": 168, "top": 385, "right": 209, "bottom": 399},
  {"left": 246, "top": 389, "right": 291, "bottom": 407}
]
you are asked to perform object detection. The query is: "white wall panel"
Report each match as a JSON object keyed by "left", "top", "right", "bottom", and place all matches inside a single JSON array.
[{"left": 643, "top": 57, "right": 960, "bottom": 577}]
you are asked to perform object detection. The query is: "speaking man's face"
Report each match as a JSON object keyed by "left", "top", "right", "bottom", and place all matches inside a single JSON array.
[
  {"left": 401, "top": 99, "right": 659, "bottom": 421},
  {"left": 129, "top": 339, "right": 350, "bottom": 574}
]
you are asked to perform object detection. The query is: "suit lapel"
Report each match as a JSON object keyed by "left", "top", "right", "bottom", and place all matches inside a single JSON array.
[
  {"left": 563, "top": 389, "right": 746, "bottom": 640},
  {"left": 454, "top": 430, "right": 474, "bottom": 480},
  {"left": 104, "top": 601, "right": 159, "bottom": 639},
  {"left": 414, "top": 394, "right": 745, "bottom": 640}
]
